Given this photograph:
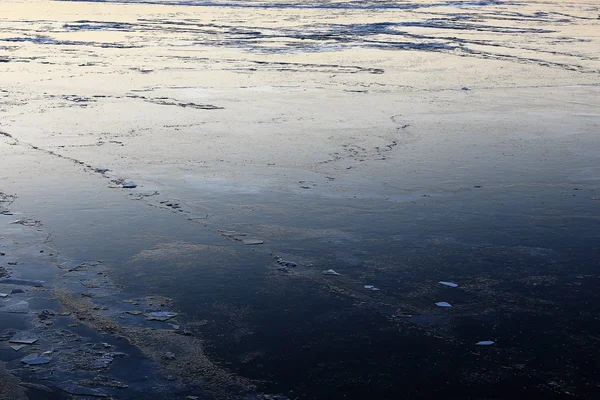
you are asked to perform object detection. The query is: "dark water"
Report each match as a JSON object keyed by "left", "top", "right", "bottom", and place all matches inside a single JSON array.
[
  {"left": 8, "top": 159, "right": 599, "bottom": 398},
  {"left": 133, "top": 187, "right": 600, "bottom": 399}
]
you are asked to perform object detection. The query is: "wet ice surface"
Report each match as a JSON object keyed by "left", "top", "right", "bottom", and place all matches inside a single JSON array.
[
  {"left": 0, "top": 218, "right": 183, "bottom": 399},
  {"left": 1, "top": 0, "right": 600, "bottom": 399},
  {"left": 0, "top": 212, "right": 259, "bottom": 399}
]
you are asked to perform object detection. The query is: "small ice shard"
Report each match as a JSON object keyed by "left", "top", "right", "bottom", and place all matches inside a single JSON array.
[
  {"left": 95, "top": 168, "right": 109, "bottom": 174},
  {"left": 122, "top": 182, "right": 137, "bottom": 189},
  {"left": 323, "top": 269, "right": 340, "bottom": 276},
  {"left": 364, "top": 285, "right": 374, "bottom": 289},
  {"left": 145, "top": 311, "right": 178, "bottom": 321},
  {"left": 9, "top": 332, "right": 39, "bottom": 344},
  {"left": 0, "top": 293, "right": 8, "bottom": 298},
  {"left": 125, "top": 310, "right": 143, "bottom": 315},
  {"left": 370, "top": 287, "right": 380, "bottom": 291},
  {"left": 435, "top": 302, "right": 452, "bottom": 308},
  {"left": 439, "top": 281, "right": 458, "bottom": 288},
  {"left": 476, "top": 341, "right": 495, "bottom": 346},
  {"left": 242, "top": 239, "right": 264, "bottom": 245},
  {"left": 21, "top": 353, "right": 51, "bottom": 365},
  {"left": 10, "top": 344, "right": 26, "bottom": 351}
]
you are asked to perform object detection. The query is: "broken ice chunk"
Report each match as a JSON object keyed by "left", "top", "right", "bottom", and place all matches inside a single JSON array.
[
  {"left": 21, "top": 353, "right": 51, "bottom": 365},
  {"left": 476, "top": 341, "right": 495, "bottom": 346},
  {"left": 122, "top": 182, "right": 137, "bottom": 189},
  {"left": 0, "top": 278, "right": 44, "bottom": 287},
  {"left": 439, "top": 281, "right": 458, "bottom": 287},
  {"left": 435, "top": 302, "right": 452, "bottom": 308},
  {"left": 145, "top": 311, "right": 178, "bottom": 321},
  {"left": 220, "top": 230, "right": 243, "bottom": 237},
  {"left": 57, "top": 384, "right": 109, "bottom": 398},
  {"left": 322, "top": 269, "right": 340, "bottom": 276},
  {"left": 0, "top": 300, "right": 29, "bottom": 313},
  {"left": 9, "top": 332, "right": 39, "bottom": 344}
]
